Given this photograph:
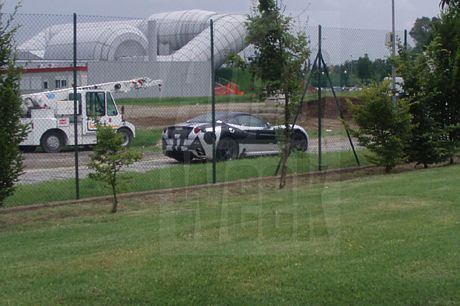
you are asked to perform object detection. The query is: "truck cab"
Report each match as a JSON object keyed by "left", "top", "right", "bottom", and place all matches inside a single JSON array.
[{"left": 76, "top": 90, "right": 135, "bottom": 147}]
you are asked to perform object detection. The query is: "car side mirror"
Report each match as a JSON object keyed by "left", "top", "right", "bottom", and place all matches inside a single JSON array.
[{"left": 121, "top": 105, "right": 125, "bottom": 121}]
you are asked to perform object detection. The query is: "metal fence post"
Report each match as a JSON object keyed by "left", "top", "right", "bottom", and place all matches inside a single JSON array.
[
  {"left": 391, "top": 0, "right": 397, "bottom": 107},
  {"left": 404, "top": 29, "right": 408, "bottom": 50},
  {"left": 318, "top": 25, "right": 323, "bottom": 171},
  {"left": 211, "top": 19, "right": 217, "bottom": 184},
  {"left": 73, "top": 13, "right": 80, "bottom": 199}
]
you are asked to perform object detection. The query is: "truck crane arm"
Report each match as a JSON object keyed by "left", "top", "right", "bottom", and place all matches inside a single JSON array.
[
  {"left": 76, "top": 77, "right": 162, "bottom": 93},
  {"left": 20, "top": 77, "right": 162, "bottom": 114}
]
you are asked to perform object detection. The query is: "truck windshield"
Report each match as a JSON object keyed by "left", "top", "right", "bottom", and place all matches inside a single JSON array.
[
  {"left": 107, "top": 93, "right": 118, "bottom": 116},
  {"left": 86, "top": 92, "right": 105, "bottom": 117}
]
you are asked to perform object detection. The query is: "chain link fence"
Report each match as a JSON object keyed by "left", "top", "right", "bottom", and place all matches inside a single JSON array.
[{"left": 4, "top": 12, "right": 408, "bottom": 207}]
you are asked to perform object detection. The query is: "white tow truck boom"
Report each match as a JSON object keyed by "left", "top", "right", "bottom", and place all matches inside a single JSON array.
[
  {"left": 20, "top": 77, "right": 162, "bottom": 153},
  {"left": 21, "top": 78, "right": 162, "bottom": 115}
]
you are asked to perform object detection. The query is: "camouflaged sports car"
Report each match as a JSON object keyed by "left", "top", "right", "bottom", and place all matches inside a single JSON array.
[{"left": 162, "top": 112, "right": 309, "bottom": 162}]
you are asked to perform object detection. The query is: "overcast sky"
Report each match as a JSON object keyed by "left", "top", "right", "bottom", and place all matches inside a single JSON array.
[{"left": 2, "top": 0, "right": 441, "bottom": 30}]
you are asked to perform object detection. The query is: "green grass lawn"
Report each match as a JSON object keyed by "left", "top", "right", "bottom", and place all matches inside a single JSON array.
[
  {"left": 5, "top": 151, "right": 362, "bottom": 207},
  {"left": 117, "top": 92, "right": 360, "bottom": 106},
  {"left": 131, "top": 128, "right": 163, "bottom": 152},
  {"left": 117, "top": 94, "right": 258, "bottom": 106},
  {"left": 0, "top": 165, "right": 459, "bottom": 305}
]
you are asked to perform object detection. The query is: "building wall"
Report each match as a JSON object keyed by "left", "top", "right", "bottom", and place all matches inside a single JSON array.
[
  {"left": 20, "top": 69, "right": 88, "bottom": 94},
  {"left": 88, "top": 61, "right": 211, "bottom": 98}
]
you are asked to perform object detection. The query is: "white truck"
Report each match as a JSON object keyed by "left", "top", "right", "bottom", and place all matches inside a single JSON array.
[{"left": 20, "top": 78, "right": 162, "bottom": 153}]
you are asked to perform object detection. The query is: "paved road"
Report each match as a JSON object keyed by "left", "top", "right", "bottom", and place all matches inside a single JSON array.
[
  {"left": 20, "top": 151, "right": 177, "bottom": 184},
  {"left": 20, "top": 137, "right": 357, "bottom": 184}
]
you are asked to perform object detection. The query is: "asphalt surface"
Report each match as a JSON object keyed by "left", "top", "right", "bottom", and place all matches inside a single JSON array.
[
  {"left": 20, "top": 137, "right": 356, "bottom": 184},
  {"left": 20, "top": 151, "right": 176, "bottom": 184}
]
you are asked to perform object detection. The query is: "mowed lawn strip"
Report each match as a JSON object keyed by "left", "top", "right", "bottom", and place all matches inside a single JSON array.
[
  {"left": 6, "top": 150, "right": 363, "bottom": 207},
  {"left": 1, "top": 165, "right": 459, "bottom": 305}
]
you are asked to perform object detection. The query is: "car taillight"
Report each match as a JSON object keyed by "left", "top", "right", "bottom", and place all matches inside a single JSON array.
[{"left": 193, "top": 127, "right": 202, "bottom": 134}]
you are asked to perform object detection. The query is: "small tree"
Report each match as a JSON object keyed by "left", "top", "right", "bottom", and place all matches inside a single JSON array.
[
  {"left": 409, "top": 16, "right": 439, "bottom": 52},
  {"left": 0, "top": 2, "right": 28, "bottom": 207},
  {"left": 88, "top": 124, "right": 142, "bottom": 213},
  {"left": 427, "top": 11, "right": 460, "bottom": 163},
  {"left": 356, "top": 54, "right": 373, "bottom": 84},
  {"left": 397, "top": 6, "right": 460, "bottom": 166},
  {"left": 351, "top": 82, "right": 412, "bottom": 173},
  {"left": 397, "top": 48, "right": 452, "bottom": 168},
  {"left": 246, "top": 0, "right": 309, "bottom": 188}
]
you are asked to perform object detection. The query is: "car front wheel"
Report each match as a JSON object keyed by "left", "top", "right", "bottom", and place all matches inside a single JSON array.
[{"left": 291, "top": 131, "right": 308, "bottom": 152}]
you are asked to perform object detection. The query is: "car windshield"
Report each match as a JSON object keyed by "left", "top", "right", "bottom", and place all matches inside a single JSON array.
[{"left": 186, "top": 112, "right": 230, "bottom": 123}]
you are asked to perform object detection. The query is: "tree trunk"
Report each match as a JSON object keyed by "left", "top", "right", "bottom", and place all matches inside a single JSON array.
[
  {"left": 111, "top": 181, "right": 118, "bottom": 213},
  {"left": 279, "top": 138, "right": 290, "bottom": 189},
  {"left": 279, "top": 94, "right": 291, "bottom": 189},
  {"left": 385, "top": 164, "right": 392, "bottom": 173}
]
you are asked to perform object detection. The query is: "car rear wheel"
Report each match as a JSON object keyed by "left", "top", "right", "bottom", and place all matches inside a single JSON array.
[
  {"left": 291, "top": 131, "right": 308, "bottom": 152},
  {"left": 216, "top": 137, "right": 239, "bottom": 161}
]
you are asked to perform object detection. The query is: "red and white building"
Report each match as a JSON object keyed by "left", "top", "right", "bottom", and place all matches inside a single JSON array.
[{"left": 19, "top": 65, "right": 88, "bottom": 94}]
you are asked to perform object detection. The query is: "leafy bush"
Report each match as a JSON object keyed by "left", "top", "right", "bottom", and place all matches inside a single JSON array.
[{"left": 351, "top": 82, "right": 412, "bottom": 173}]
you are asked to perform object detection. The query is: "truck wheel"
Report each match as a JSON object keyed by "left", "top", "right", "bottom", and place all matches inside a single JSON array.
[
  {"left": 118, "top": 128, "right": 133, "bottom": 147},
  {"left": 41, "top": 131, "right": 63, "bottom": 153}
]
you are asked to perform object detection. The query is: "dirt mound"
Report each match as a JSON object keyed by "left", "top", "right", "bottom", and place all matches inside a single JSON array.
[
  {"left": 124, "top": 97, "right": 362, "bottom": 130},
  {"left": 302, "top": 96, "right": 361, "bottom": 119}
]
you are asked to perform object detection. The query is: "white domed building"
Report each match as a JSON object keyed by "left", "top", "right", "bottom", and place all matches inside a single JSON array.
[{"left": 18, "top": 10, "right": 248, "bottom": 97}]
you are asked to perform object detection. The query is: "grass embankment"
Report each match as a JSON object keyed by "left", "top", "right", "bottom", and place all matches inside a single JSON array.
[
  {"left": 6, "top": 151, "right": 362, "bottom": 207},
  {"left": 1, "top": 165, "right": 459, "bottom": 304}
]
